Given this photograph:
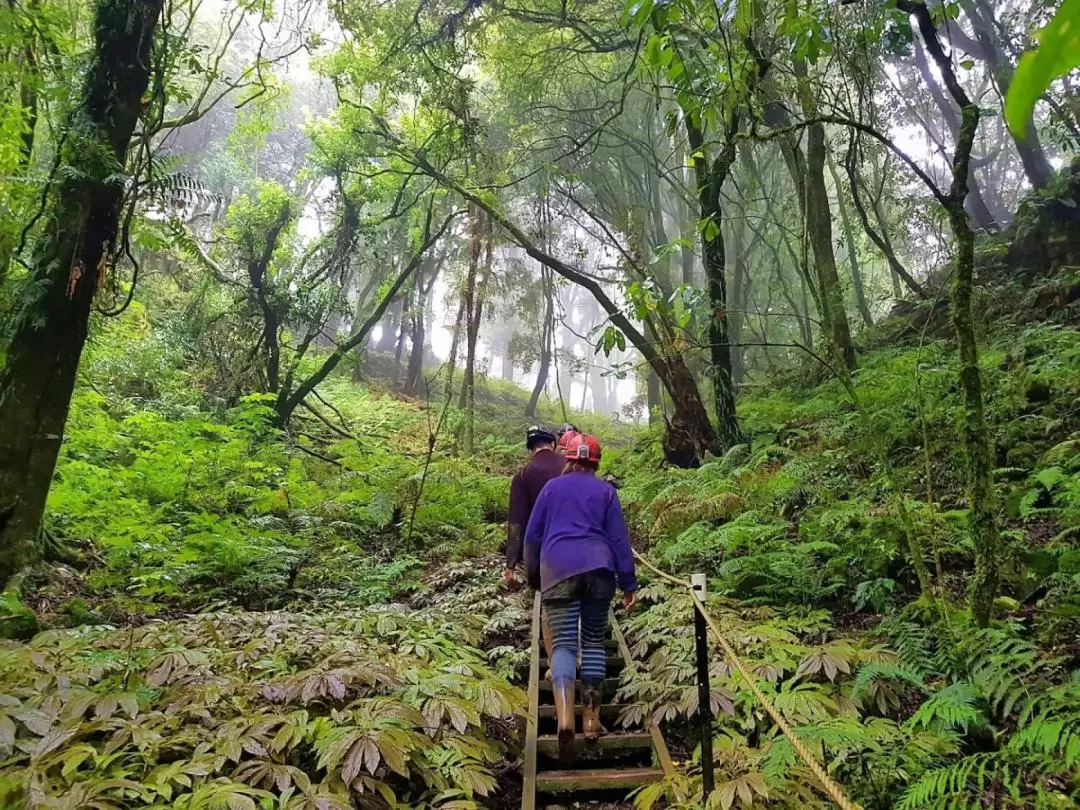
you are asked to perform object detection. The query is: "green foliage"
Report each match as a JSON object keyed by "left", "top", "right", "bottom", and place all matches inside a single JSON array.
[
  {"left": 1005, "top": 0, "right": 1080, "bottom": 139},
  {"left": 0, "top": 600, "right": 524, "bottom": 807}
]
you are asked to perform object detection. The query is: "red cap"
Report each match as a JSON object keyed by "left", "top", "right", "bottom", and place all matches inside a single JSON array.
[{"left": 565, "top": 433, "right": 601, "bottom": 465}]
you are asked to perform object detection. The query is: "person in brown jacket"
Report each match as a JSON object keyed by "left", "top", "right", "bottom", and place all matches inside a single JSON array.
[{"left": 504, "top": 425, "right": 568, "bottom": 675}]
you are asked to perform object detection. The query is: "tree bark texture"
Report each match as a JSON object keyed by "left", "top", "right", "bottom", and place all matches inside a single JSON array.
[{"left": 0, "top": 0, "right": 164, "bottom": 590}]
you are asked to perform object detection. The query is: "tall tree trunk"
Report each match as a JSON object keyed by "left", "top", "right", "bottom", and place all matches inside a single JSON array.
[
  {"left": 729, "top": 222, "right": 749, "bottom": 385},
  {"left": 0, "top": 0, "right": 164, "bottom": 590},
  {"left": 501, "top": 347, "right": 514, "bottom": 382},
  {"left": 404, "top": 295, "right": 425, "bottom": 396},
  {"left": 765, "top": 76, "right": 856, "bottom": 366},
  {"left": 791, "top": 58, "right": 859, "bottom": 368},
  {"left": 391, "top": 293, "right": 408, "bottom": 386},
  {"left": 459, "top": 209, "right": 493, "bottom": 455},
  {"left": 828, "top": 155, "right": 874, "bottom": 325},
  {"left": 526, "top": 268, "right": 554, "bottom": 418},
  {"left": 685, "top": 120, "right": 740, "bottom": 450},
  {"left": 903, "top": 0, "right": 1000, "bottom": 626}
]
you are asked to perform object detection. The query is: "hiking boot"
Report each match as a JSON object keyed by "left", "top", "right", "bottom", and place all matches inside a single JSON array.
[
  {"left": 553, "top": 680, "right": 576, "bottom": 753},
  {"left": 581, "top": 685, "right": 606, "bottom": 741}
]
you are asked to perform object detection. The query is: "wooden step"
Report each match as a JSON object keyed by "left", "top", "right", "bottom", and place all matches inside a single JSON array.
[
  {"left": 539, "top": 678, "right": 620, "bottom": 694},
  {"left": 537, "top": 732, "right": 652, "bottom": 756},
  {"left": 536, "top": 767, "right": 665, "bottom": 792}
]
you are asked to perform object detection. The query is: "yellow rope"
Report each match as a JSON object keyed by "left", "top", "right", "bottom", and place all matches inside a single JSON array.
[{"left": 632, "top": 550, "right": 863, "bottom": 810}]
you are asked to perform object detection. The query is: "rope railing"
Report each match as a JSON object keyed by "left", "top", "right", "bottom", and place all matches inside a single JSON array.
[{"left": 632, "top": 550, "right": 863, "bottom": 810}]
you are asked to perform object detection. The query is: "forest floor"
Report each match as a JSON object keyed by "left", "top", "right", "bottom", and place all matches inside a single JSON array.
[{"left": 2, "top": 278, "right": 1080, "bottom": 808}]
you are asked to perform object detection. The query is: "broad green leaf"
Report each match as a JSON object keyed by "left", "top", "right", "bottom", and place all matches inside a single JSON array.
[{"left": 1005, "top": 0, "right": 1080, "bottom": 139}]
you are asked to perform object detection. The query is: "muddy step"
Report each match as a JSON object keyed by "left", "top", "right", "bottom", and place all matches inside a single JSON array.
[
  {"left": 537, "top": 732, "right": 652, "bottom": 756},
  {"left": 536, "top": 767, "right": 664, "bottom": 792}
]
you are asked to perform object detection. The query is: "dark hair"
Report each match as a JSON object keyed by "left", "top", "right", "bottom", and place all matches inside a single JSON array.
[{"left": 563, "top": 459, "right": 598, "bottom": 474}]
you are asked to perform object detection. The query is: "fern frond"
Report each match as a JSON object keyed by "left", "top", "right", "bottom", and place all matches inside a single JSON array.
[
  {"left": 907, "top": 682, "right": 986, "bottom": 732},
  {"left": 850, "top": 663, "right": 925, "bottom": 702}
]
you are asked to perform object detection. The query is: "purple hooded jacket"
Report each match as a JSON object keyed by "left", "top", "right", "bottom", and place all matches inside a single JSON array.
[{"left": 524, "top": 471, "right": 638, "bottom": 594}]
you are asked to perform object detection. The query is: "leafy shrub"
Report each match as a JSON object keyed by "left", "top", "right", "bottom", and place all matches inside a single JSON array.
[{"left": 0, "top": 602, "right": 524, "bottom": 808}]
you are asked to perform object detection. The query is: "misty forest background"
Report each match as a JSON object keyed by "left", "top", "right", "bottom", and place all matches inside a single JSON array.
[{"left": 1, "top": 0, "right": 1080, "bottom": 808}]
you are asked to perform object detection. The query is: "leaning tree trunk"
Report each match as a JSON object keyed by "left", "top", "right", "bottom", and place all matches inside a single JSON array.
[
  {"left": 406, "top": 151, "right": 720, "bottom": 463},
  {"left": 0, "top": 0, "right": 163, "bottom": 590}
]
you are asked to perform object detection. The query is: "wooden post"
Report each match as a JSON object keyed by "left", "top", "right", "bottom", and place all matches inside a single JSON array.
[{"left": 692, "top": 573, "right": 714, "bottom": 799}]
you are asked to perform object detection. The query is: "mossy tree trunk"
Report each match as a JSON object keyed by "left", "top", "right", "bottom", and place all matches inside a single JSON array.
[
  {"left": 902, "top": 0, "right": 1000, "bottom": 626},
  {"left": 685, "top": 118, "right": 741, "bottom": 451},
  {"left": 0, "top": 0, "right": 164, "bottom": 591}
]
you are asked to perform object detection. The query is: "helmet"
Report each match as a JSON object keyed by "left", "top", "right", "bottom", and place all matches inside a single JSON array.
[
  {"left": 526, "top": 425, "right": 557, "bottom": 450},
  {"left": 564, "top": 433, "right": 601, "bottom": 465},
  {"left": 557, "top": 427, "right": 581, "bottom": 454}
]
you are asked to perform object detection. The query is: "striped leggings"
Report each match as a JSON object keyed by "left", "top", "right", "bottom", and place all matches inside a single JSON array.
[{"left": 545, "top": 598, "right": 609, "bottom": 687}]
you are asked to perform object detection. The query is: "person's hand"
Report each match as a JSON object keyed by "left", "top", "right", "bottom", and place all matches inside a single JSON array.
[
  {"left": 502, "top": 568, "right": 518, "bottom": 588},
  {"left": 623, "top": 591, "right": 638, "bottom": 614}
]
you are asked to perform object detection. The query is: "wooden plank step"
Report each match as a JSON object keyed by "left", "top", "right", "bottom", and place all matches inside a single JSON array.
[
  {"left": 538, "top": 703, "right": 624, "bottom": 720},
  {"left": 537, "top": 732, "right": 652, "bottom": 755},
  {"left": 536, "top": 767, "right": 664, "bottom": 792},
  {"left": 539, "top": 678, "right": 620, "bottom": 694}
]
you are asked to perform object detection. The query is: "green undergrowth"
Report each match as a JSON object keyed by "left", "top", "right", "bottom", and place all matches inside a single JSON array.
[
  {"left": 621, "top": 584, "right": 1080, "bottom": 809},
  {"left": 5, "top": 304, "right": 614, "bottom": 629},
  {"left": 614, "top": 324, "right": 1080, "bottom": 642},
  {"left": 607, "top": 322, "right": 1080, "bottom": 808},
  {"left": 0, "top": 558, "right": 531, "bottom": 809}
]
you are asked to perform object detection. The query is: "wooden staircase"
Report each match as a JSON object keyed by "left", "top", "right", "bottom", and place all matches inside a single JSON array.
[{"left": 522, "top": 593, "right": 674, "bottom": 808}]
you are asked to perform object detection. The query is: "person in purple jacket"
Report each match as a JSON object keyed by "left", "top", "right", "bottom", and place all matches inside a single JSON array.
[{"left": 524, "top": 433, "right": 638, "bottom": 750}]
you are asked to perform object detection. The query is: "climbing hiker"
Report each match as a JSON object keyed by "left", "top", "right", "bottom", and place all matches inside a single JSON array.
[
  {"left": 524, "top": 432, "right": 638, "bottom": 750},
  {"left": 556, "top": 422, "right": 578, "bottom": 445},
  {"left": 504, "top": 425, "right": 564, "bottom": 674},
  {"left": 504, "top": 425, "right": 563, "bottom": 585}
]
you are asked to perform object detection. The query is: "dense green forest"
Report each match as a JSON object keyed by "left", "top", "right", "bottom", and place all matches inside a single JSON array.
[{"left": 1, "top": 0, "right": 1079, "bottom": 807}]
